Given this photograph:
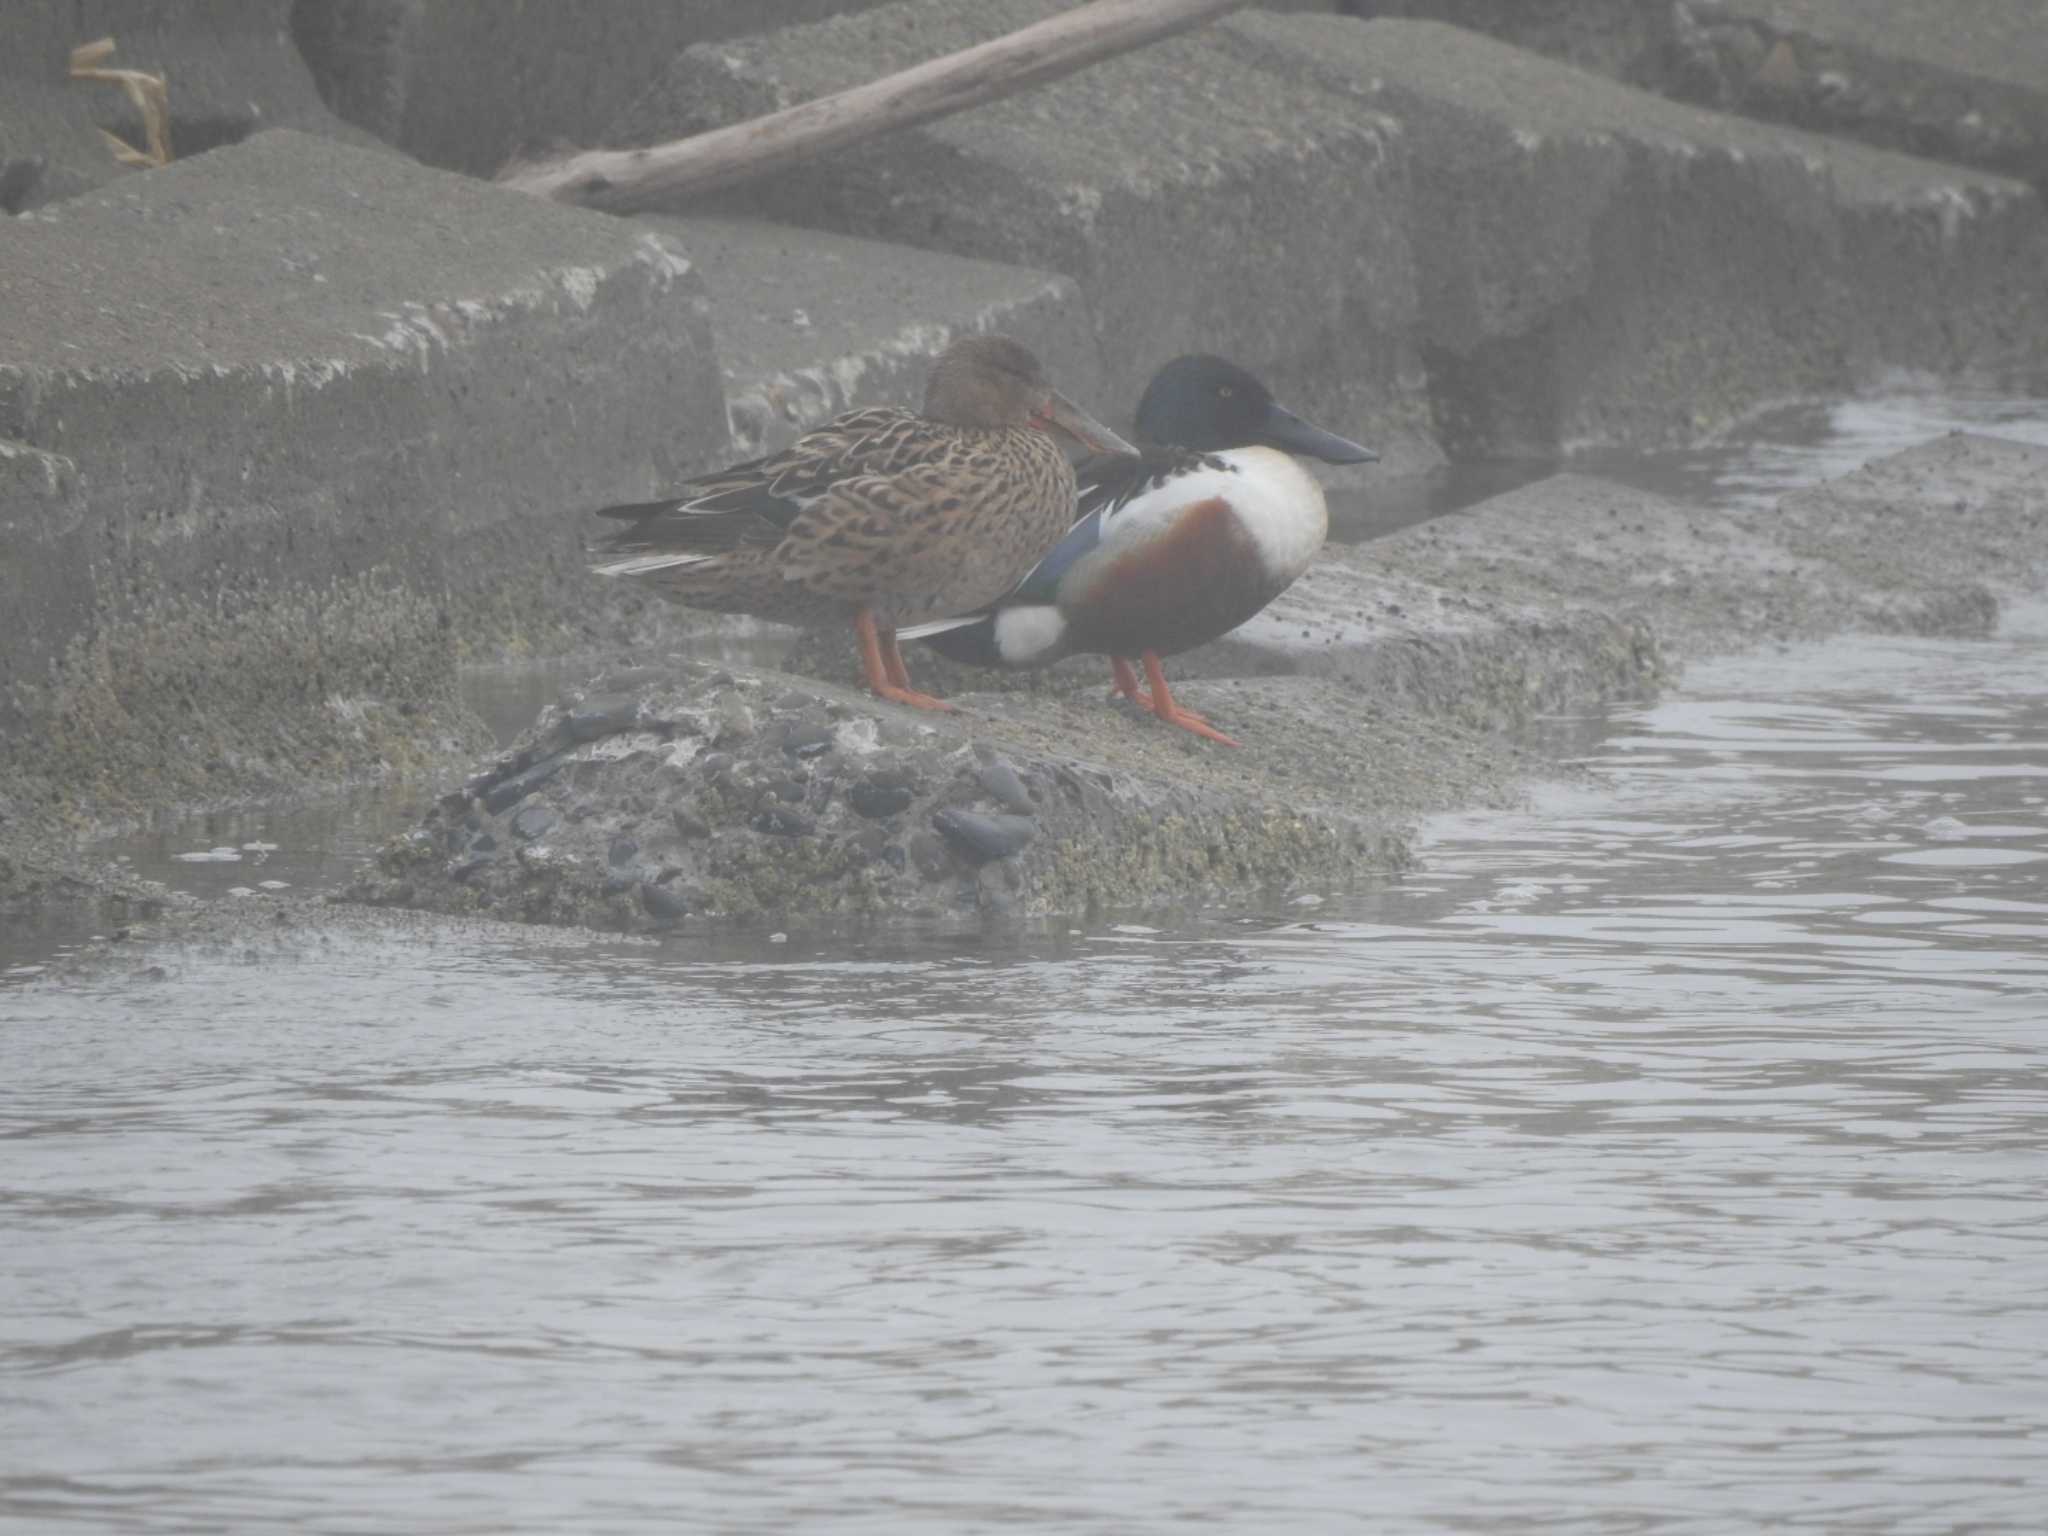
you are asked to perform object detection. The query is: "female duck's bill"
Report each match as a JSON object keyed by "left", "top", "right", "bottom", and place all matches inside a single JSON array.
[
  {"left": 907, "top": 354, "right": 1377, "bottom": 746},
  {"left": 585, "top": 334, "right": 1132, "bottom": 715}
]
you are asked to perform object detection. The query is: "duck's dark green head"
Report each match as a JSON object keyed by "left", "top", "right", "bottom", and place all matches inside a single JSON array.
[{"left": 1133, "top": 355, "right": 1378, "bottom": 464}]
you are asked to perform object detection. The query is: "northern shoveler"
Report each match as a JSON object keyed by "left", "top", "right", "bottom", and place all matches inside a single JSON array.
[
  {"left": 587, "top": 335, "right": 1132, "bottom": 713},
  {"left": 906, "top": 355, "right": 1377, "bottom": 744}
]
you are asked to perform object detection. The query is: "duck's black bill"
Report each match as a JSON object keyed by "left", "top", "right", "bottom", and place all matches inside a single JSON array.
[{"left": 1262, "top": 403, "right": 1379, "bottom": 464}]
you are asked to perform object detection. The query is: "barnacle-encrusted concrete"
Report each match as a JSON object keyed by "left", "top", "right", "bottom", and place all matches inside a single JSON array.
[
  {"left": 344, "top": 434, "right": 2048, "bottom": 932},
  {"left": 0, "top": 130, "right": 726, "bottom": 827}
]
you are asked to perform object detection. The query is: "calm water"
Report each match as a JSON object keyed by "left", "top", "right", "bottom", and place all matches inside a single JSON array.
[{"left": 5, "top": 612, "right": 2046, "bottom": 1532}]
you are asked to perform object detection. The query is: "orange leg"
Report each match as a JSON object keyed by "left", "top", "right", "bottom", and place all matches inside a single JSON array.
[
  {"left": 1139, "top": 651, "right": 1237, "bottom": 747},
  {"left": 1109, "top": 655, "right": 1149, "bottom": 707},
  {"left": 856, "top": 609, "right": 956, "bottom": 712}
]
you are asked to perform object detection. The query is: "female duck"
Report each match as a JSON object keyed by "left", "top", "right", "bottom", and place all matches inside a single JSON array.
[
  {"left": 909, "top": 355, "right": 1376, "bottom": 744},
  {"left": 588, "top": 335, "right": 1131, "bottom": 712}
]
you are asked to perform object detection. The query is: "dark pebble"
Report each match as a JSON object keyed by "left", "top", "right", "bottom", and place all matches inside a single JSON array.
[
  {"left": 698, "top": 752, "right": 733, "bottom": 779},
  {"left": 751, "top": 806, "right": 814, "bottom": 837},
  {"left": 563, "top": 693, "right": 640, "bottom": 742},
  {"left": 481, "top": 750, "right": 571, "bottom": 815},
  {"left": 671, "top": 807, "right": 711, "bottom": 839},
  {"left": 976, "top": 759, "right": 1034, "bottom": 814},
  {"left": 639, "top": 881, "right": 688, "bottom": 923},
  {"left": 932, "top": 809, "right": 1036, "bottom": 864},
  {"left": 607, "top": 835, "right": 640, "bottom": 867},
  {"left": 783, "top": 723, "right": 836, "bottom": 758},
  {"left": 511, "top": 805, "right": 559, "bottom": 842},
  {"left": 471, "top": 831, "right": 498, "bottom": 854},
  {"left": 848, "top": 781, "right": 914, "bottom": 819},
  {"left": 449, "top": 854, "right": 494, "bottom": 883},
  {"left": 866, "top": 764, "right": 923, "bottom": 792},
  {"left": 767, "top": 778, "right": 807, "bottom": 805}
]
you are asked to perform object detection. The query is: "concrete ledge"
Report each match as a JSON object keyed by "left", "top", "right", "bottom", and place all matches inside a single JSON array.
[
  {"left": 291, "top": 0, "right": 897, "bottom": 177},
  {"left": 0, "top": 0, "right": 379, "bottom": 211},
  {"left": 1351, "top": 0, "right": 2048, "bottom": 192},
  {"left": 1241, "top": 16, "right": 2048, "bottom": 452},
  {"left": 659, "top": 217, "right": 1106, "bottom": 459},
  {"left": 0, "top": 129, "right": 726, "bottom": 818},
  {"left": 607, "top": 0, "right": 1432, "bottom": 465}
]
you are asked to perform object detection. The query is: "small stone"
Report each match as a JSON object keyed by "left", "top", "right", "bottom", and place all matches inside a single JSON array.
[
  {"left": 782, "top": 722, "right": 836, "bottom": 758},
  {"left": 976, "top": 758, "right": 1034, "bottom": 814},
  {"left": 751, "top": 806, "right": 814, "bottom": 837},
  {"left": 511, "top": 805, "right": 559, "bottom": 842},
  {"left": 449, "top": 854, "right": 494, "bottom": 883},
  {"left": 481, "top": 750, "right": 571, "bottom": 815},
  {"left": 698, "top": 752, "right": 734, "bottom": 779},
  {"left": 564, "top": 693, "right": 640, "bottom": 742},
  {"left": 849, "top": 780, "right": 914, "bottom": 819},
  {"left": 607, "top": 835, "right": 640, "bottom": 867},
  {"left": 471, "top": 831, "right": 498, "bottom": 853},
  {"left": 639, "top": 881, "right": 688, "bottom": 923},
  {"left": 932, "top": 809, "right": 1035, "bottom": 865},
  {"left": 671, "top": 807, "right": 711, "bottom": 839},
  {"left": 716, "top": 695, "right": 756, "bottom": 741}
]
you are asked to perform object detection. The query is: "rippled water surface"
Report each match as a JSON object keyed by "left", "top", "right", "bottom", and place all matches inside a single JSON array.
[{"left": 6, "top": 615, "right": 2046, "bottom": 1532}]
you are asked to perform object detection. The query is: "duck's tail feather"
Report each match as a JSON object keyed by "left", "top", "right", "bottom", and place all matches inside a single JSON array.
[
  {"left": 895, "top": 613, "right": 987, "bottom": 641},
  {"left": 913, "top": 605, "right": 1068, "bottom": 669},
  {"left": 589, "top": 550, "right": 722, "bottom": 578}
]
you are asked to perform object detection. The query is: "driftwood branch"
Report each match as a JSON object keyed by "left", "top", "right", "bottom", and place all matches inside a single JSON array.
[
  {"left": 69, "top": 37, "right": 173, "bottom": 169},
  {"left": 500, "top": 0, "right": 1248, "bottom": 211}
]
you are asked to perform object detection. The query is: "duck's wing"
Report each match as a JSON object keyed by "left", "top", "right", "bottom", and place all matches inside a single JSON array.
[
  {"left": 589, "top": 407, "right": 927, "bottom": 559},
  {"left": 896, "top": 447, "right": 1221, "bottom": 641}
]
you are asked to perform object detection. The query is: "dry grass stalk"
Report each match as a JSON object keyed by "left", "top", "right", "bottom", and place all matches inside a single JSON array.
[{"left": 69, "top": 37, "right": 173, "bottom": 169}]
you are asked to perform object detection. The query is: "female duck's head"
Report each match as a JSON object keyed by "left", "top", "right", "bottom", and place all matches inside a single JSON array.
[
  {"left": 1134, "top": 355, "right": 1378, "bottom": 464},
  {"left": 924, "top": 335, "right": 1133, "bottom": 455}
]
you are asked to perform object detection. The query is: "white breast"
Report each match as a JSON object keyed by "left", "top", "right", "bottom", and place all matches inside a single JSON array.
[
  {"left": 1091, "top": 447, "right": 1328, "bottom": 585},
  {"left": 1213, "top": 447, "right": 1329, "bottom": 583}
]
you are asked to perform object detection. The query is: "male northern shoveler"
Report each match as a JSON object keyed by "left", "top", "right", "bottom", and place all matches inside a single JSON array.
[
  {"left": 587, "top": 335, "right": 1132, "bottom": 712},
  {"left": 906, "top": 355, "right": 1377, "bottom": 745}
]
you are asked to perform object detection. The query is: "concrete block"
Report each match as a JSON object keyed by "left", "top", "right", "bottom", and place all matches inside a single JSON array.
[
  {"left": 1350, "top": 0, "right": 2048, "bottom": 191},
  {"left": 0, "top": 129, "right": 726, "bottom": 814},
  {"left": 653, "top": 217, "right": 1106, "bottom": 458},
  {"left": 608, "top": 0, "right": 1432, "bottom": 465},
  {"left": 0, "top": 0, "right": 378, "bottom": 212},
  {"left": 291, "top": 0, "right": 899, "bottom": 178},
  {"left": 1233, "top": 16, "right": 2048, "bottom": 453}
]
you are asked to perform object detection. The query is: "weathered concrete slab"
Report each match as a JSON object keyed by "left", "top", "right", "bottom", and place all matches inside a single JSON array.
[
  {"left": 656, "top": 217, "right": 1106, "bottom": 459},
  {"left": 607, "top": 0, "right": 1434, "bottom": 468},
  {"left": 1235, "top": 16, "right": 2048, "bottom": 453},
  {"left": 1351, "top": 0, "right": 2048, "bottom": 191},
  {"left": 292, "top": 0, "right": 897, "bottom": 178},
  {"left": 137, "top": 435, "right": 2048, "bottom": 930},
  {"left": 0, "top": 129, "right": 726, "bottom": 820},
  {"left": 0, "top": 0, "right": 379, "bottom": 211},
  {"left": 1206, "top": 433, "right": 2045, "bottom": 701}
]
